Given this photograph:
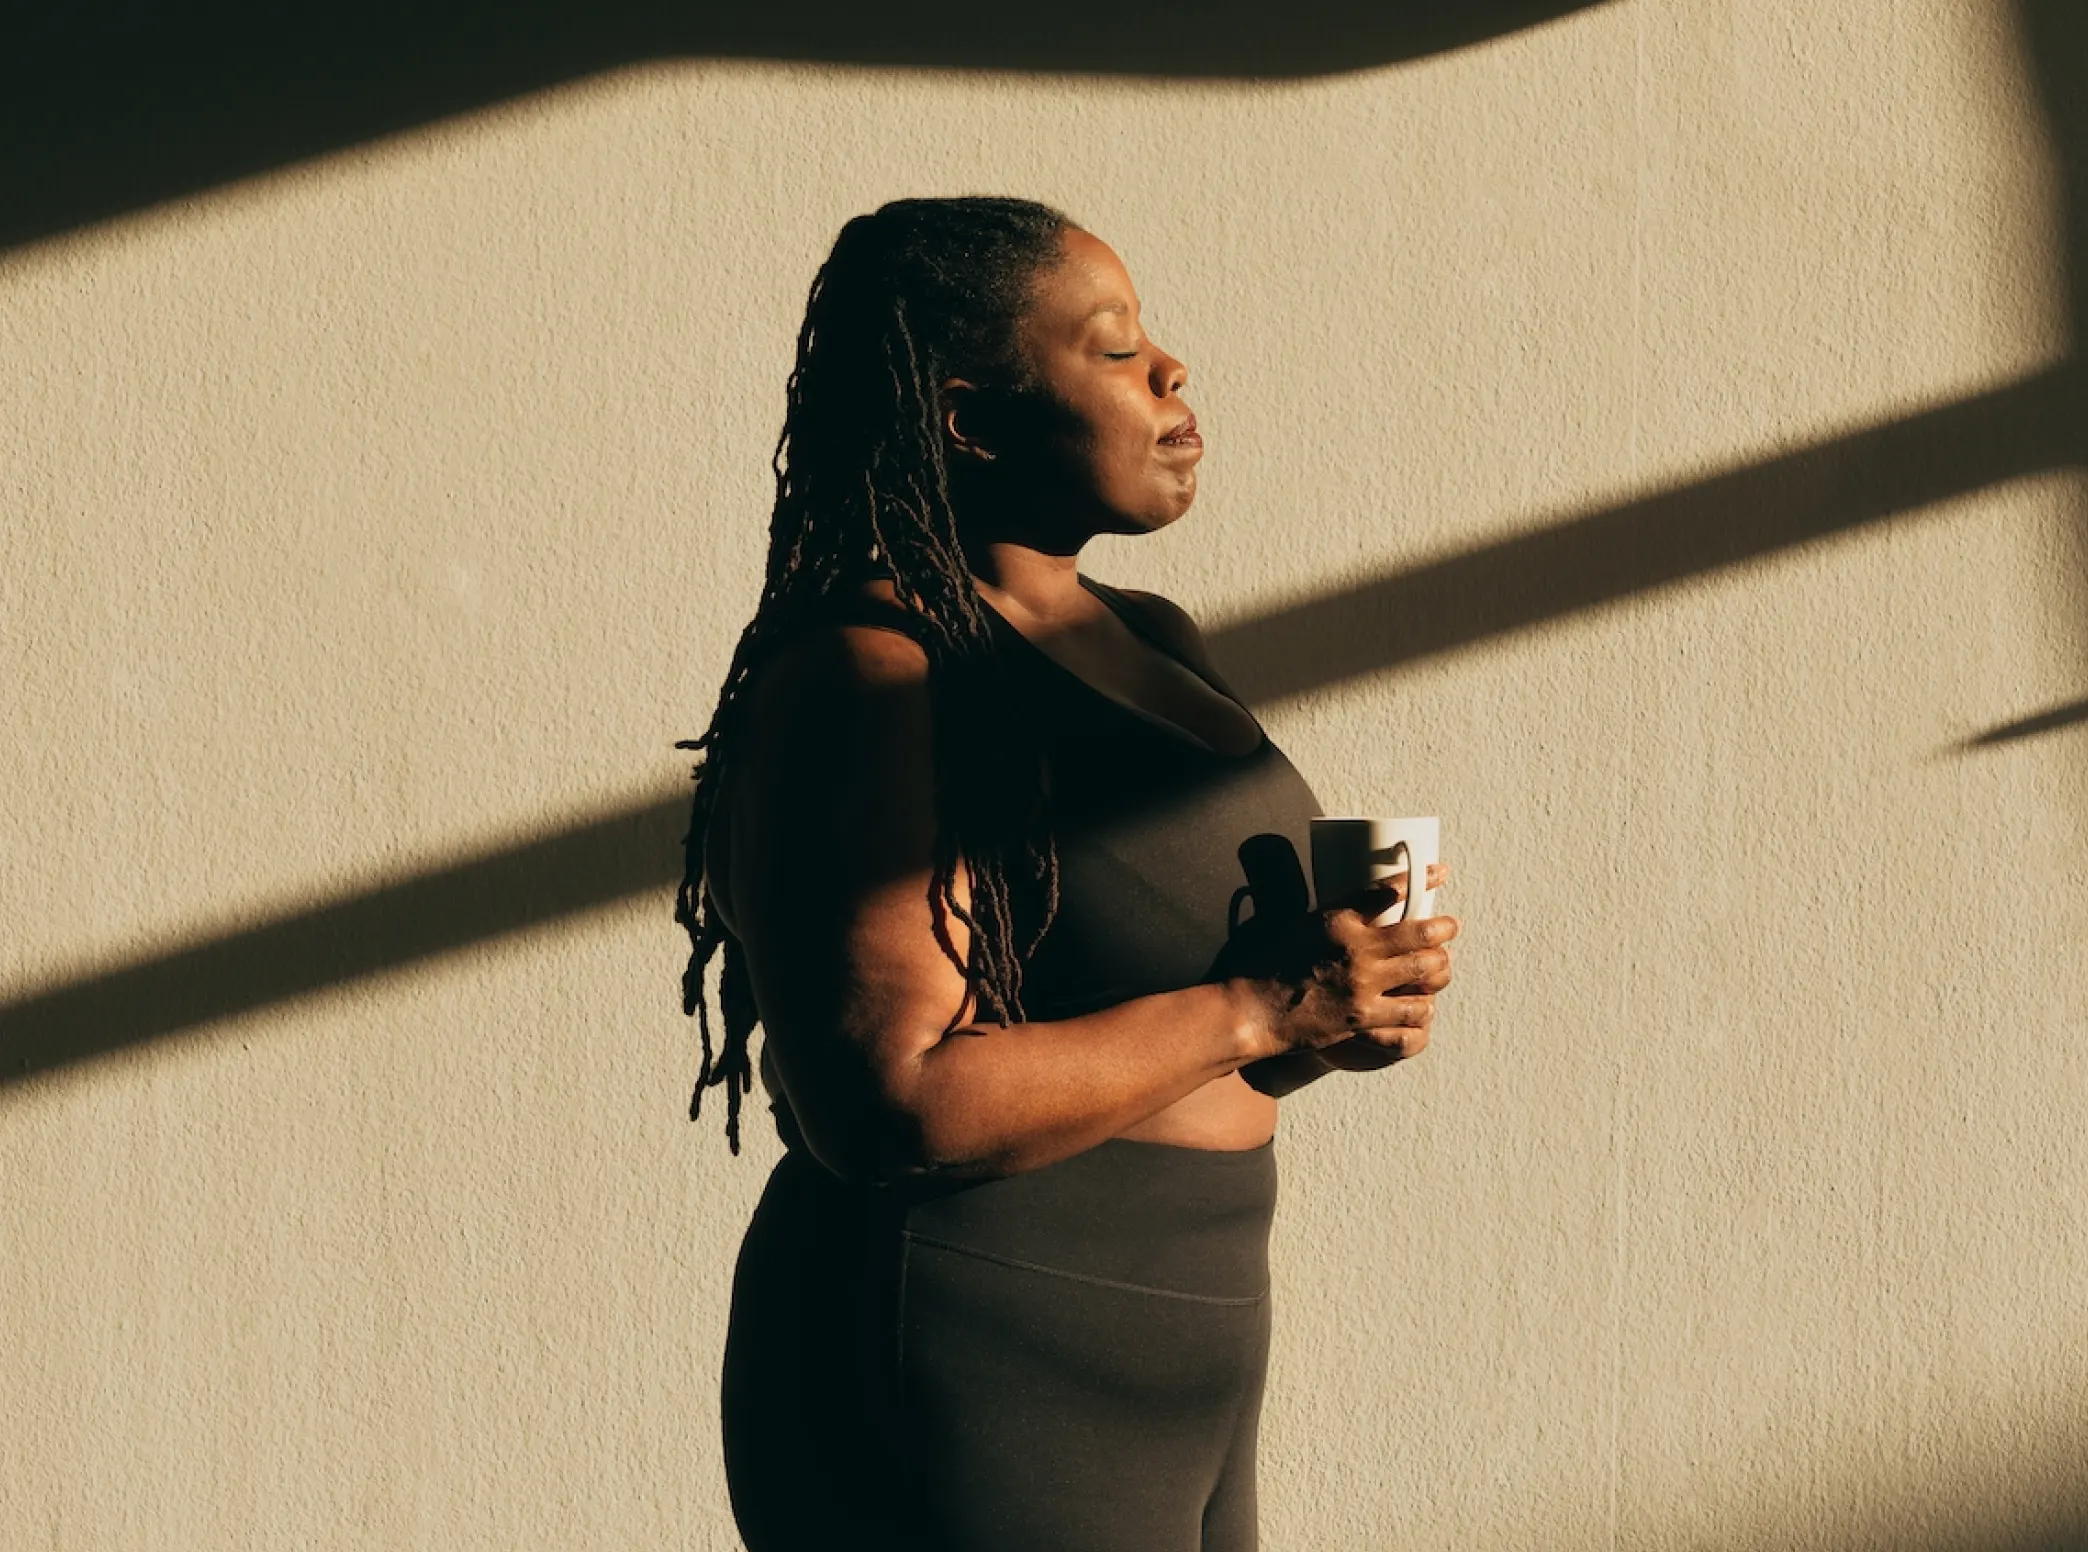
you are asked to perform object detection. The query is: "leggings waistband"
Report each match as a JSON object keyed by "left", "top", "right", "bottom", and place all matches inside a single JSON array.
[{"left": 877, "top": 1137, "right": 1277, "bottom": 1303}]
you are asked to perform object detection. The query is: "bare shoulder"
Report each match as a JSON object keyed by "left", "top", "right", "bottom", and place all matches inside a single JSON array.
[
  {"left": 715, "top": 603, "right": 940, "bottom": 920},
  {"left": 751, "top": 593, "right": 931, "bottom": 712},
  {"left": 725, "top": 621, "right": 934, "bottom": 864},
  {"left": 719, "top": 599, "right": 939, "bottom": 822},
  {"left": 705, "top": 586, "right": 945, "bottom": 950}
]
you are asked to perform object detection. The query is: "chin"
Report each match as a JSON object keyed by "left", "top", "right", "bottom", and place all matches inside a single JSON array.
[
  {"left": 1119, "top": 476, "right": 1199, "bottom": 535},
  {"left": 1104, "top": 505, "right": 1192, "bottom": 538}
]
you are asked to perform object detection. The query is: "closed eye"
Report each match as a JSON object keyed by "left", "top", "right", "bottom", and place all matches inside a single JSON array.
[{"left": 1103, "top": 350, "right": 1139, "bottom": 361}]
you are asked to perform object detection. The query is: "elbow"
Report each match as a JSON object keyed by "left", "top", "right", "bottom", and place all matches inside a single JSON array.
[
  {"left": 858, "top": 1101, "right": 1007, "bottom": 1187},
  {"left": 775, "top": 1028, "right": 1007, "bottom": 1187},
  {"left": 809, "top": 1116, "right": 999, "bottom": 1189},
  {"left": 789, "top": 1086, "right": 991, "bottom": 1188},
  {"left": 858, "top": 1059, "right": 1014, "bottom": 1185},
  {"left": 816, "top": 1118, "right": 936, "bottom": 1188}
]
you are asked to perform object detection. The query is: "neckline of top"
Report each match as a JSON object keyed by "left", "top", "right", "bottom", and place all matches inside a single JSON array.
[{"left": 978, "top": 575, "right": 1266, "bottom": 759}]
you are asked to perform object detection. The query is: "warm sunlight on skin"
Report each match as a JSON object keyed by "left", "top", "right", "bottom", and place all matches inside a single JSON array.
[{"left": 950, "top": 228, "right": 1203, "bottom": 544}]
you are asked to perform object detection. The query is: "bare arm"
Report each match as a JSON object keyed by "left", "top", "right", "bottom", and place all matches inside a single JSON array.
[{"left": 719, "top": 623, "right": 1453, "bottom": 1184}]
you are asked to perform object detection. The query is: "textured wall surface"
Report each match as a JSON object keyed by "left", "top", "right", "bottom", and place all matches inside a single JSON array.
[{"left": 6, "top": 3, "right": 2087, "bottom": 1547}]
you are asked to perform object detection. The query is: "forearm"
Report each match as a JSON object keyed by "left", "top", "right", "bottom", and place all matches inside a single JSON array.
[{"left": 880, "top": 979, "right": 1276, "bottom": 1180}]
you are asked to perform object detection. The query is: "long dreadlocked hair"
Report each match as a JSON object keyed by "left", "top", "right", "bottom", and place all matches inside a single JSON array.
[{"left": 675, "top": 196, "right": 1074, "bottom": 1152}]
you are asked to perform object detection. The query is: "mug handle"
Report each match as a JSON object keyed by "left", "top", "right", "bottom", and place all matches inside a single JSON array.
[{"left": 1377, "top": 840, "right": 1414, "bottom": 927}]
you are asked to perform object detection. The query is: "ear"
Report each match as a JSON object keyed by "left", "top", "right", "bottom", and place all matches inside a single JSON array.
[{"left": 941, "top": 377, "right": 1000, "bottom": 464}]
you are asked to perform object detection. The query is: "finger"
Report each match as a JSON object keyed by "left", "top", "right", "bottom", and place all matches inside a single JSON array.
[
  {"left": 1426, "top": 862, "right": 1449, "bottom": 889},
  {"left": 1388, "top": 975, "right": 1451, "bottom": 1000},
  {"left": 1357, "top": 994, "right": 1436, "bottom": 1031},
  {"left": 1346, "top": 1008, "right": 1434, "bottom": 1059},
  {"left": 1377, "top": 913, "right": 1460, "bottom": 950},
  {"left": 1380, "top": 947, "right": 1452, "bottom": 996},
  {"left": 1319, "top": 1027, "right": 1425, "bottom": 1069}
]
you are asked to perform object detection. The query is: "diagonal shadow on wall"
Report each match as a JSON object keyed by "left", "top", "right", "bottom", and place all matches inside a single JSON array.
[
  {"left": 8, "top": 12, "right": 2088, "bottom": 1549},
  {"left": 1962, "top": 693, "right": 2088, "bottom": 749},
  {"left": 1989, "top": 0, "right": 2088, "bottom": 751},
  {"left": 6, "top": 357, "right": 2080, "bottom": 1084},
  {"left": 1219, "top": 367, "right": 2080, "bottom": 706},
  {"left": 4, "top": 0, "right": 2083, "bottom": 1100},
  {"left": 1, "top": 0, "right": 1608, "bottom": 253}
]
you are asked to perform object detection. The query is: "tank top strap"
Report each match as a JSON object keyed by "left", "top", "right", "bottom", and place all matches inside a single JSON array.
[{"left": 1078, "top": 576, "right": 1253, "bottom": 712}]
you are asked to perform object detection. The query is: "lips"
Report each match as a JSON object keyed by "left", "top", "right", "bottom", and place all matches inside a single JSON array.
[{"left": 1158, "top": 413, "right": 1201, "bottom": 447}]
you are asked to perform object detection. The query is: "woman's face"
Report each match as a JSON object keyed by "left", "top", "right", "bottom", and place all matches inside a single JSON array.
[{"left": 962, "top": 228, "right": 1202, "bottom": 539}]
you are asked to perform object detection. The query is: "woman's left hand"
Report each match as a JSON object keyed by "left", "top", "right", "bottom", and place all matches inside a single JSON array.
[{"left": 1317, "top": 861, "right": 1451, "bottom": 1072}]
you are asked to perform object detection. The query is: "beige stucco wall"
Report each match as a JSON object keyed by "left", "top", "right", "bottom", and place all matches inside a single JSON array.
[{"left": 7, "top": 3, "right": 2086, "bottom": 1547}]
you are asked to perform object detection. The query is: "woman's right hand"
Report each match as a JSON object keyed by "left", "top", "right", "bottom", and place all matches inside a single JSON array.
[{"left": 1235, "top": 883, "right": 1459, "bottom": 1062}]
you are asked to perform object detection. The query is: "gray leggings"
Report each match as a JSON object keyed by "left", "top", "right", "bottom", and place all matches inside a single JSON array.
[{"left": 721, "top": 1136, "right": 1277, "bottom": 1551}]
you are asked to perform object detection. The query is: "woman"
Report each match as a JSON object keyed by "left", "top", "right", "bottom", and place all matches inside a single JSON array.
[{"left": 675, "top": 197, "right": 1457, "bottom": 1552}]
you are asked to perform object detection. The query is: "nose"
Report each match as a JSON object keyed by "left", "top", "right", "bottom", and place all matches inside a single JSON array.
[{"left": 1151, "top": 347, "right": 1188, "bottom": 399}]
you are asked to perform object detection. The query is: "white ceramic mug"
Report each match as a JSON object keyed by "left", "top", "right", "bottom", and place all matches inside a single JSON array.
[{"left": 1309, "top": 816, "right": 1440, "bottom": 926}]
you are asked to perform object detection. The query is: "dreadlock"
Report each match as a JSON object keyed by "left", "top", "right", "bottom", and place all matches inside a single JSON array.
[{"left": 675, "top": 196, "right": 1074, "bottom": 1151}]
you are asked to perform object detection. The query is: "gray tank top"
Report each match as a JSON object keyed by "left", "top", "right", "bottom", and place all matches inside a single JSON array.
[
  {"left": 758, "top": 577, "right": 1325, "bottom": 1149},
  {"left": 982, "top": 577, "right": 1324, "bottom": 1019}
]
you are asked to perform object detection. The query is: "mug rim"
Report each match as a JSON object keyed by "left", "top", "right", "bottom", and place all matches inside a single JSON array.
[{"left": 1311, "top": 814, "right": 1440, "bottom": 824}]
